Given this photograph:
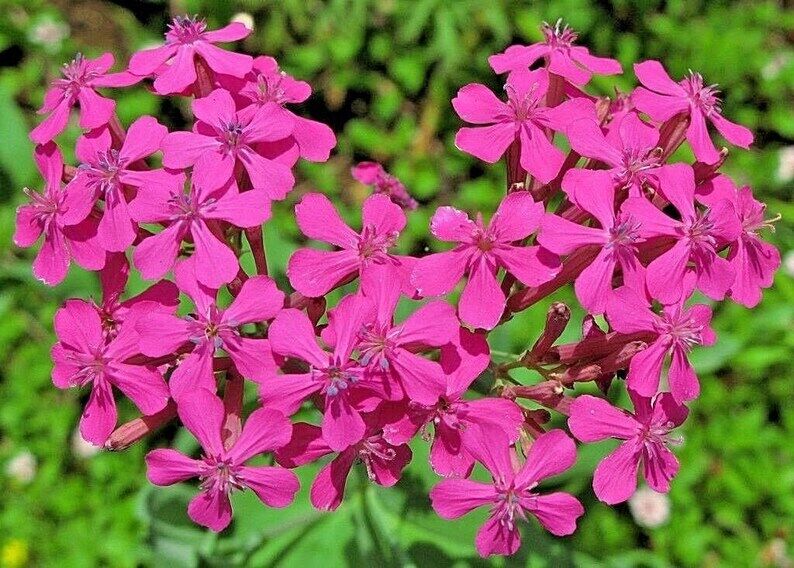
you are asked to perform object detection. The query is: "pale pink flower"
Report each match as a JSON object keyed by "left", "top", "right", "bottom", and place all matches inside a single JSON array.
[
  {"left": 145, "top": 389, "right": 298, "bottom": 532},
  {"left": 30, "top": 53, "right": 139, "bottom": 144},
  {"left": 607, "top": 286, "right": 715, "bottom": 403},
  {"left": 621, "top": 164, "right": 741, "bottom": 304},
  {"left": 537, "top": 169, "right": 646, "bottom": 314},
  {"left": 161, "top": 88, "right": 294, "bottom": 199},
  {"left": 352, "top": 162, "right": 417, "bottom": 210},
  {"left": 52, "top": 299, "right": 170, "bottom": 445},
  {"left": 129, "top": 175, "right": 270, "bottom": 288},
  {"left": 136, "top": 261, "right": 283, "bottom": 399},
  {"left": 14, "top": 143, "right": 104, "bottom": 285},
  {"left": 287, "top": 193, "right": 415, "bottom": 298},
  {"left": 452, "top": 68, "right": 596, "bottom": 183},
  {"left": 568, "top": 393, "right": 687, "bottom": 505},
  {"left": 489, "top": 20, "right": 622, "bottom": 85},
  {"left": 430, "top": 428, "right": 584, "bottom": 557},
  {"left": 129, "top": 16, "right": 253, "bottom": 95},
  {"left": 412, "top": 191, "right": 560, "bottom": 329},
  {"left": 633, "top": 60, "right": 753, "bottom": 164}
]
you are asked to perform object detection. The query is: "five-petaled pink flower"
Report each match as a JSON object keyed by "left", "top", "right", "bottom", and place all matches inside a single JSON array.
[
  {"left": 70, "top": 116, "right": 172, "bottom": 252},
  {"left": 607, "top": 286, "right": 715, "bottom": 403},
  {"left": 352, "top": 161, "right": 417, "bottom": 210},
  {"left": 129, "top": 16, "right": 253, "bottom": 95},
  {"left": 538, "top": 169, "right": 646, "bottom": 314},
  {"left": 287, "top": 193, "right": 415, "bottom": 298},
  {"left": 622, "top": 164, "right": 741, "bottom": 304},
  {"left": 452, "top": 68, "right": 595, "bottom": 183},
  {"left": 489, "top": 20, "right": 622, "bottom": 86},
  {"left": 52, "top": 299, "right": 170, "bottom": 445},
  {"left": 137, "top": 260, "right": 283, "bottom": 399},
  {"left": 161, "top": 88, "right": 295, "bottom": 199},
  {"left": 275, "top": 415, "right": 412, "bottom": 511},
  {"left": 568, "top": 393, "right": 687, "bottom": 505},
  {"left": 129, "top": 174, "right": 270, "bottom": 288},
  {"left": 30, "top": 53, "right": 139, "bottom": 144},
  {"left": 430, "top": 428, "right": 584, "bottom": 557},
  {"left": 146, "top": 389, "right": 299, "bottom": 532},
  {"left": 412, "top": 191, "right": 560, "bottom": 329},
  {"left": 632, "top": 60, "right": 753, "bottom": 164},
  {"left": 14, "top": 142, "right": 104, "bottom": 285}
]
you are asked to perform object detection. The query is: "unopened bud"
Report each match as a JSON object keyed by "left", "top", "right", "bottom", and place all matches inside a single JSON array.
[
  {"left": 105, "top": 401, "right": 177, "bottom": 451},
  {"left": 527, "top": 302, "right": 570, "bottom": 361}
]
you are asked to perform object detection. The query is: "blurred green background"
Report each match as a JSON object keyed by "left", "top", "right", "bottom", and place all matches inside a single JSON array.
[{"left": 1, "top": 1, "right": 793, "bottom": 566}]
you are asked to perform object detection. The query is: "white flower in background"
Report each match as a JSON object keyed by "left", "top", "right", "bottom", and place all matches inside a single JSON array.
[
  {"left": 28, "top": 18, "right": 70, "bottom": 49},
  {"left": 762, "top": 53, "right": 790, "bottom": 81},
  {"left": 783, "top": 251, "right": 794, "bottom": 278},
  {"left": 71, "top": 428, "right": 101, "bottom": 459},
  {"left": 777, "top": 146, "right": 794, "bottom": 183},
  {"left": 231, "top": 12, "right": 255, "bottom": 32},
  {"left": 5, "top": 451, "right": 37, "bottom": 484},
  {"left": 628, "top": 485, "right": 670, "bottom": 528}
]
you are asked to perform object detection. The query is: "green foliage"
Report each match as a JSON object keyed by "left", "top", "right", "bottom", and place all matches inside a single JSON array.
[{"left": 0, "top": 1, "right": 792, "bottom": 567}]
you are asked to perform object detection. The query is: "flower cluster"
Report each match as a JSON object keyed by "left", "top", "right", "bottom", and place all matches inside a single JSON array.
[{"left": 17, "top": 16, "right": 780, "bottom": 556}]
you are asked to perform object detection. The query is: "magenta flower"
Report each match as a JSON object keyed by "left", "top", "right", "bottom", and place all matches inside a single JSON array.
[
  {"left": 358, "top": 264, "right": 459, "bottom": 405},
  {"left": 382, "top": 329, "right": 524, "bottom": 477},
  {"left": 430, "top": 428, "right": 584, "bottom": 557},
  {"left": 161, "top": 88, "right": 294, "bottom": 199},
  {"left": 568, "top": 393, "right": 688, "bottom": 505},
  {"left": 452, "top": 69, "right": 595, "bottom": 183},
  {"left": 129, "top": 175, "right": 270, "bottom": 288},
  {"left": 632, "top": 60, "right": 753, "bottom": 164},
  {"left": 412, "top": 191, "right": 560, "bottom": 329},
  {"left": 351, "top": 161, "right": 417, "bottom": 210},
  {"left": 235, "top": 56, "right": 337, "bottom": 162},
  {"left": 70, "top": 116, "right": 171, "bottom": 252},
  {"left": 260, "top": 295, "right": 394, "bottom": 451},
  {"left": 488, "top": 20, "right": 621, "bottom": 86},
  {"left": 607, "top": 286, "right": 715, "bottom": 403},
  {"left": 622, "top": 164, "right": 741, "bottom": 304},
  {"left": 287, "top": 193, "right": 415, "bottom": 298},
  {"left": 566, "top": 112, "right": 662, "bottom": 194},
  {"left": 14, "top": 143, "right": 104, "bottom": 285},
  {"left": 51, "top": 299, "right": 170, "bottom": 445},
  {"left": 696, "top": 175, "right": 781, "bottom": 308},
  {"left": 146, "top": 389, "right": 298, "bottom": 532},
  {"left": 137, "top": 261, "right": 283, "bottom": 399},
  {"left": 128, "top": 16, "right": 253, "bottom": 95},
  {"left": 537, "top": 169, "right": 646, "bottom": 314},
  {"left": 275, "top": 417, "right": 412, "bottom": 511},
  {"left": 30, "top": 53, "right": 139, "bottom": 144}
]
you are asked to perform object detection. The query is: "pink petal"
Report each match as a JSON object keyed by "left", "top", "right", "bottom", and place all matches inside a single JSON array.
[
  {"left": 461, "top": 424, "right": 515, "bottom": 481},
  {"left": 656, "top": 164, "right": 696, "bottom": 220},
  {"left": 223, "top": 275, "right": 283, "bottom": 324},
  {"left": 397, "top": 300, "right": 458, "bottom": 347},
  {"left": 488, "top": 44, "right": 548, "bottom": 74},
  {"left": 161, "top": 131, "right": 219, "bottom": 169},
  {"left": 221, "top": 336, "right": 275, "bottom": 382},
  {"left": 642, "top": 442, "right": 680, "bottom": 493},
  {"left": 617, "top": 112, "right": 660, "bottom": 153},
  {"left": 244, "top": 102, "right": 294, "bottom": 143},
  {"left": 537, "top": 214, "right": 604, "bottom": 255},
  {"left": 63, "top": 220, "right": 105, "bottom": 271},
  {"left": 188, "top": 489, "right": 233, "bottom": 532},
  {"left": 97, "top": 187, "right": 137, "bottom": 252},
  {"left": 593, "top": 438, "right": 642, "bottom": 505},
  {"left": 728, "top": 237, "right": 780, "bottom": 308},
  {"left": 475, "top": 515, "right": 521, "bottom": 558},
  {"left": 620, "top": 196, "right": 680, "bottom": 238},
  {"left": 369, "top": 443, "right": 412, "bottom": 487},
  {"left": 497, "top": 245, "right": 561, "bottom": 288},
  {"left": 562, "top": 169, "right": 617, "bottom": 229},
  {"left": 13, "top": 205, "right": 43, "bottom": 248},
  {"left": 389, "top": 349, "right": 446, "bottom": 405},
  {"left": 194, "top": 42, "right": 253, "bottom": 78},
  {"left": 292, "top": 116, "right": 337, "bottom": 161},
  {"left": 429, "top": 424, "right": 473, "bottom": 478},
  {"left": 152, "top": 46, "right": 197, "bottom": 95},
  {"left": 240, "top": 466, "right": 299, "bottom": 507},
  {"left": 176, "top": 388, "right": 225, "bottom": 456},
  {"left": 455, "top": 123, "right": 515, "bottom": 163},
  {"left": 203, "top": 189, "right": 272, "bottom": 227},
  {"left": 668, "top": 347, "right": 700, "bottom": 403},
  {"left": 461, "top": 398, "right": 524, "bottom": 444},
  {"left": 259, "top": 373, "right": 321, "bottom": 415},
  {"left": 191, "top": 219, "right": 239, "bottom": 288},
  {"left": 429, "top": 206, "right": 476, "bottom": 242},
  {"left": 646, "top": 240, "right": 692, "bottom": 305},
  {"left": 29, "top": 98, "right": 72, "bottom": 144},
  {"left": 710, "top": 113, "right": 753, "bottom": 148},
  {"left": 310, "top": 450, "right": 356, "bottom": 511},
  {"left": 239, "top": 150, "right": 295, "bottom": 201},
  {"left": 145, "top": 448, "right": 202, "bottom": 485},
  {"left": 34, "top": 141, "right": 65, "bottom": 188},
  {"left": 452, "top": 83, "right": 510, "bottom": 124},
  {"left": 566, "top": 119, "right": 622, "bottom": 166},
  {"left": 574, "top": 247, "right": 617, "bottom": 314},
  {"left": 54, "top": 299, "right": 103, "bottom": 351},
  {"left": 267, "top": 309, "right": 327, "bottom": 368},
  {"left": 523, "top": 492, "right": 584, "bottom": 536},
  {"left": 515, "top": 430, "right": 577, "bottom": 487},
  {"left": 548, "top": 51, "right": 591, "bottom": 85},
  {"left": 202, "top": 22, "right": 252, "bottom": 42},
  {"left": 429, "top": 479, "right": 496, "bottom": 519},
  {"left": 76, "top": 89, "right": 115, "bottom": 129},
  {"left": 459, "top": 258, "right": 504, "bottom": 330},
  {"left": 229, "top": 407, "right": 293, "bottom": 462},
  {"left": 295, "top": 192, "right": 358, "bottom": 248},
  {"left": 133, "top": 223, "right": 184, "bottom": 281},
  {"left": 79, "top": 379, "right": 117, "bottom": 446},
  {"left": 128, "top": 44, "right": 177, "bottom": 75},
  {"left": 362, "top": 193, "right": 406, "bottom": 235},
  {"left": 33, "top": 226, "right": 70, "bottom": 285},
  {"left": 606, "top": 286, "right": 658, "bottom": 333},
  {"left": 108, "top": 363, "right": 169, "bottom": 415},
  {"left": 633, "top": 61, "right": 686, "bottom": 96},
  {"left": 411, "top": 248, "right": 470, "bottom": 297},
  {"left": 275, "top": 423, "right": 333, "bottom": 467},
  {"left": 627, "top": 340, "right": 670, "bottom": 397},
  {"left": 686, "top": 110, "right": 720, "bottom": 164},
  {"left": 569, "top": 46, "right": 622, "bottom": 75},
  {"left": 568, "top": 395, "right": 640, "bottom": 442},
  {"left": 489, "top": 191, "right": 544, "bottom": 242},
  {"left": 322, "top": 395, "right": 366, "bottom": 451},
  {"left": 518, "top": 122, "right": 564, "bottom": 184},
  {"left": 287, "top": 248, "right": 359, "bottom": 297},
  {"left": 120, "top": 115, "right": 168, "bottom": 162},
  {"left": 631, "top": 87, "right": 688, "bottom": 123},
  {"left": 693, "top": 249, "right": 735, "bottom": 302}
]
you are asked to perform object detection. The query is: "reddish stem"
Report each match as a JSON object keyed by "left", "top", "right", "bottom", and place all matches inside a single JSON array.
[{"left": 104, "top": 401, "right": 177, "bottom": 451}]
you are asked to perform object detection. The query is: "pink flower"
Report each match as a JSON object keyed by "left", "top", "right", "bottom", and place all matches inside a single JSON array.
[
  {"left": 566, "top": 112, "right": 662, "bottom": 193},
  {"left": 607, "top": 287, "right": 715, "bottom": 403},
  {"left": 145, "top": 389, "right": 298, "bottom": 532},
  {"left": 412, "top": 191, "right": 560, "bottom": 329},
  {"left": 352, "top": 161, "right": 417, "bottom": 210},
  {"left": 275, "top": 416, "right": 412, "bottom": 511},
  {"left": 622, "top": 164, "right": 741, "bottom": 304},
  {"left": 30, "top": 53, "right": 139, "bottom": 144},
  {"left": 382, "top": 329, "right": 524, "bottom": 477},
  {"left": 14, "top": 143, "right": 104, "bottom": 285},
  {"left": 452, "top": 69, "right": 595, "bottom": 183},
  {"left": 537, "top": 170, "right": 646, "bottom": 314},
  {"left": 128, "top": 16, "right": 253, "bottom": 95},
  {"left": 260, "top": 295, "right": 393, "bottom": 451},
  {"left": 488, "top": 20, "right": 622, "bottom": 86},
  {"left": 137, "top": 261, "right": 283, "bottom": 399},
  {"left": 161, "top": 89, "right": 295, "bottom": 199},
  {"left": 568, "top": 393, "right": 688, "bottom": 505},
  {"left": 70, "top": 116, "right": 171, "bottom": 252},
  {"left": 696, "top": 175, "right": 781, "bottom": 308},
  {"left": 430, "top": 428, "right": 584, "bottom": 557},
  {"left": 51, "top": 299, "right": 170, "bottom": 445},
  {"left": 235, "top": 56, "right": 337, "bottom": 162},
  {"left": 358, "top": 264, "right": 459, "bottom": 405},
  {"left": 129, "top": 175, "right": 270, "bottom": 288},
  {"left": 287, "top": 193, "right": 415, "bottom": 298},
  {"left": 632, "top": 60, "right": 753, "bottom": 164}
]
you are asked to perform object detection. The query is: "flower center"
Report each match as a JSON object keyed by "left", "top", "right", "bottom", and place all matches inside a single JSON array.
[
  {"left": 356, "top": 435, "right": 397, "bottom": 481},
  {"left": 219, "top": 121, "right": 247, "bottom": 153},
  {"left": 23, "top": 187, "right": 61, "bottom": 226},
  {"left": 358, "top": 323, "right": 402, "bottom": 370},
  {"left": 66, "top": 347, "right": 108, "bottom": 387},
  {"left": 56, "top": 53, "right": 97, "bottom": 96},
  {"left": 199, "top": 458, "right": 245, "bottom": 495},
  {"left": 167, "top": 15, "right": 207, "bottom": 44},
  {"left": 617, "top": 147, "right": 662, "bottom": 186},
  {"left": 541, "top": 19, "right": 577, "bottom": 49},
  {"left": 660, "top": 313, "right": 704, "bottom": 351},
  {"left": 494, "top": 486, "right": 530, "bottom": 531},
  {"left": 606, "top": 215, "right": 642, "bottom": 249},
  {"left": 505, "top": 83, "right": 540, "bottom": 122},
  {"left": 315, "top": 363, "right": 360, "bottom": 397},
  {"left": 357, "top": 226, "right": 397, "bottom": 259},
  {"left": 685, "top": 210, "right": 716, "bottom": 247},
  {"left": 681, "top": 72, "right": 721, "bottom": 116},
  {"left": 254, "top": 73, "right": 288, "bottom": 105}
]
